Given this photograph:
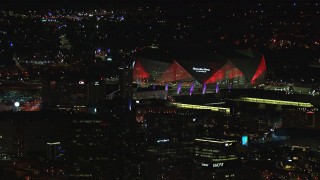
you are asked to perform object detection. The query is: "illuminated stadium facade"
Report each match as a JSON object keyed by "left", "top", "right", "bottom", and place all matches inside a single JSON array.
[{"left": 133, "top": 49, "right": 267, "bottom": 92}]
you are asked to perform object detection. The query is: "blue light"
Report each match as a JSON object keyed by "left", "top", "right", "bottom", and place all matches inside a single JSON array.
[
  {"left": 128, "top": 99, "right": 132, "bottom": 111},
  {"left": 242, "top": 136, "right": 248, "bottom": 146}
]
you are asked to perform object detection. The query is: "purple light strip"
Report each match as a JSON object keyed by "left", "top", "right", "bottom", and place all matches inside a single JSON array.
[
  {"left": 189, "top": 82, "right": 195, "bottom": 95},
  {"left": 202, "top": 83, "right": 206, "bottom": 94},
  {"left": 177, "top": 83, "right": 181, "bottom": 94}
]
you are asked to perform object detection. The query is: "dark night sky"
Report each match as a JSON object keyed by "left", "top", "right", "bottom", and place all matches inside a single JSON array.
[
  {"left": 1, "top": 0, "right": 155, "bottom": 9},
  {"left": 0, "top": 0, "right": 253, "bottom": 9}
]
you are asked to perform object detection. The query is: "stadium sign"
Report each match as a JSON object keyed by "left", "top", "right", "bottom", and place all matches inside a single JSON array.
[{"left": 193, "top": 67, "right": 210, "bottom": 73}]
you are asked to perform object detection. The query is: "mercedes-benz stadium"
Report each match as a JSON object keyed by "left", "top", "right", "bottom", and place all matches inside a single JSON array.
[{"left": 133, "top": 49, "right": 267, "bottom": 93}]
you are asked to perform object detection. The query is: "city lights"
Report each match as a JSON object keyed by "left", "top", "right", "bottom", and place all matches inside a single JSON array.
[
  {"left": 14, "top": 102, "right": 20, "bottom": 107},
  {"left": 1, "top": 1, "right": 319, "bottom": 179}
]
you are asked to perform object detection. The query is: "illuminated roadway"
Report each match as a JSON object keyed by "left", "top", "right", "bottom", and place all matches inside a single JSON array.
[{"left": 0, "top": 83, "right": 42, "bottom": 90}]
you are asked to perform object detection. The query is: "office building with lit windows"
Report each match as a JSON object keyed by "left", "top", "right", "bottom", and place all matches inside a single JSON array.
[
  {"left": 42, "top": 79, "right": 107, "bottom": 111},
  {"left": 193, "top": 137, "right": 240, "bottom": 179},
  {"left": 67, "top": 116, "right": 109, "bottom": 179},
  {"left": 119, "top": 65, "right": 133, "bottom": 99},
  {"left": 47, "top": 142, "right": 63, "bottom": 160}
]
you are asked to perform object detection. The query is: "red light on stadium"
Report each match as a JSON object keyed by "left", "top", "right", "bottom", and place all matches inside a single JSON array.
[
  {"left": 133, "top": 60, "right": 149, "bottom": 80},
  {"left": 251, "top": 56, "right": 267, "bottom": 84},
  {"left": 158, "top": 61, "right": 193, "bottom": 83},
  {"left": 205, "top": 61, "right": 244, "bottom": 84},
  {"left": 134, "top": 49, "right": 266, "bottom": 87}
]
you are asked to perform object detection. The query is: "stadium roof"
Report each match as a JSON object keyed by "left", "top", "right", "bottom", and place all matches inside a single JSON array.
[{"left": 134, "top": 48, "right": 266, "bottom": 84}]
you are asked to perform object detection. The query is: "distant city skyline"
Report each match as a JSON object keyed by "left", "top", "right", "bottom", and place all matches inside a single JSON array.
[
  {"left": 0, "top": 0, "right": 308, "bottom": 8},
  {"left": 0, "top": 0, "right": 319, "bottom": 178}
]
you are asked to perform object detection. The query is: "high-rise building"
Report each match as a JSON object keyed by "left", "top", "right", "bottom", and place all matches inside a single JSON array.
[
  {"left": 42, "top": 79, "right": 107, "bottom": 111},
  {"left": 283, "top": 108, "right": 319, "bottom": 128},
  {"left": 134, "top": 99, "right": 210, "bottom": 179},
  {"left": 68, "top": 99, "right": 136, "bottom": 179},
  {"left": 193, "top": 137, "right": 240, "bottom": 179},
  {"left": 67, "top": 117, "right": 108, "bottom": 179},
  {"left": 119, "top": 65, "right": 133, "bottom": 99},
  {"left": 47, "top": 142, "right": 63, "bottom": 160}
]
